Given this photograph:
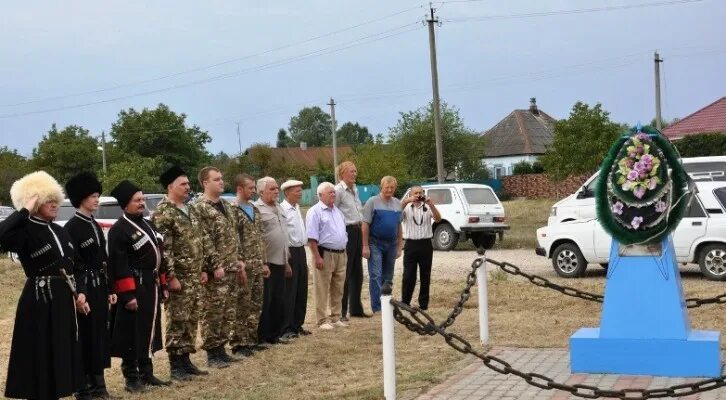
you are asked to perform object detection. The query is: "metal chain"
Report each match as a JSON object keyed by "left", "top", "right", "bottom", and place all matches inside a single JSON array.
[
  {"left": 484, "top": 257, "right": 726, "bottom": 309},
  {"left": 390, "top": 299, "right": 726, "bottom": 399}
]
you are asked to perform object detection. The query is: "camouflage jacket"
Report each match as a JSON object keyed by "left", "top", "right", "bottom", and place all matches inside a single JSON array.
[
  {"left": 192, "top": 197, "right": 241, "bottom": 274},
  {"left": 232, "top": 201, "right": 265, "bottom": 269},
  {"left": 151, "top": 197, "right": 204, "bottom": 280}
]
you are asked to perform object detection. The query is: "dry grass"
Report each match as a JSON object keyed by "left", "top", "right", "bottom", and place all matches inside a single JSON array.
[{"left": 0, "top": 259, "right": 725, "bottom": 399}]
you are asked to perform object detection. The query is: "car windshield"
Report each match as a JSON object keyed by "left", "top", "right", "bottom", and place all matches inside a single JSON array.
[
  {"left": 462, "top": 188, "right": 498, "bottom": 205},
  {"left": 57, "top": 205, "right": 76, "bottom": 221},
  {"left": 0, "top": 207, "right": 14, "bottom": 217},
  {"left": 684, "top": 162, "right": 726, "bottom": 181}
]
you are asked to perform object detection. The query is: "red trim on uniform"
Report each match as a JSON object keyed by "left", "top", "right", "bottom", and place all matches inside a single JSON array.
[
  {"left": 114, "top": 277, "right": 136, "bottom": 293},
  {"left": 159, "top": 273, "right": 167, "bottom": 285}
]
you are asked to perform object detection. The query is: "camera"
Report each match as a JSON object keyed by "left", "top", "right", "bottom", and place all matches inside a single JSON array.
[{"left": 416, "top": 195, "right": 426, "bottom": 202}]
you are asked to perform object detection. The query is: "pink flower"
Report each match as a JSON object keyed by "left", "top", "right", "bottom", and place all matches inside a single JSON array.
[
  {"left": 634, "top": 187, "right": 646, "bottom": 199},
  {"left": 636, "top": 133, "right": 649, "bottom": 141},
  {"left": 622, "top": 181, "right": 633, "bottom": 191},
  {"left": 625, "top": 159, "right": 634, "bottom": 168},
  {"left": 612, "top": 201, "right": 624, "bottom": 215},
  {"left": 641, "top": 154, "right": 653, "bottom": 164},
  {"left": 631, "top": 216, "right": 644, "bottom": 229},
  {"left": 648, "top": 179, "right": 658, "bottom": 190},
  {"left": 634, "top": 161, "right": 646, "bottom": 172},
  {"left": 627, "top": 170, "right": 639, "bottom": 181},
  {"left": 655, "top": 201, "right": 667, "bottom": 213}
]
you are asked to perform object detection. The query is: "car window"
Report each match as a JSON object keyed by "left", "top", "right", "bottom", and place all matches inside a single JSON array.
[
  {"left": 57, "top": 205, "right": 76, "bottom": 221},
  {"left": 685, "top": 196, "right": 707, "bottom": 218},
  {"left": 97, "top": 204, "right": 124, "bottom": 220},
  {"left": 145, "top": 196, "right": 163, "bottom": 212},
  {"left": 0, "top": 207, "right": 14, "bottom": 218},
  {"left": 427, "top": 189, "right": 452, "bottom": 205},
  {"left": 713, "top": 187, "right": 726, "bottom": 212},
  {"left": 462, "top": 188, "right": 498, "bottom": 205}
]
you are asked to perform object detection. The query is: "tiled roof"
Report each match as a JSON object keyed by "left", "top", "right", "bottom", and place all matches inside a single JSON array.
[
  {"left": 482, "top": 108, "right": 557, "bottom": 157},
  {"left": 267, "top": 145, "right": 354, "bottom": 169},
  {"left": 663, "top": 97, "right": 726, "bottom": 139}
]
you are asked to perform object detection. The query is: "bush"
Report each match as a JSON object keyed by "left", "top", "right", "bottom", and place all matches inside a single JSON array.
[
  {"left": 675, "top": 133, "right": 726, "bottom": 157},
  {"left": 512, "top": 161, "right": 545, "bottom": 175}
]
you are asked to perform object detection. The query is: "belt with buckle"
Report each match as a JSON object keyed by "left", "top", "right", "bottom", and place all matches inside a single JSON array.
[{"left": 320, "top": 247, "right": 345, "bottom": 254}]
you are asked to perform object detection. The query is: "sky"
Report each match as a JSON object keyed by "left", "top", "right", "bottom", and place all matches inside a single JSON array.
[{"left": 0, "top": 0, "right": 724, "bottom": 158}]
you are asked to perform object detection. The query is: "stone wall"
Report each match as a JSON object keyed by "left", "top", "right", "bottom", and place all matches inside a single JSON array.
[{"left": 501, "top": 173, "right": 591, "bottom": 199}]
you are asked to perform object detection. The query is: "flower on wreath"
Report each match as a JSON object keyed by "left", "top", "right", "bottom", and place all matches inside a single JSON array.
[
  {"left": 615, "top": 132, "right": 662, "bottom": 199},
  {"left": 655, "top": 200, "right": 667, "bottom": 213},
  {"left": 612, "top": 201, "right": 624, "bottom": 215},
  {"left": 631, "top": 216, "right": 644, "bottom": 229}
]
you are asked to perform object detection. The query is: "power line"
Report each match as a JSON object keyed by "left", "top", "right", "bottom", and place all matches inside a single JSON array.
[
  {"left": 1, "top": 5, "right": 424, "bottom": 108},
  {"left": 0, "top": 23, "right": 422, "bottom": 119},
  {"left": 446, "top": 0, "right": 705, "bottom": 22}
]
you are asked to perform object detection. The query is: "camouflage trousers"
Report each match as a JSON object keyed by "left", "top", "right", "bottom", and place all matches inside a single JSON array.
[
  {"left": 230, "top": 262, "right": 264, "bottom": 348},
  {"left": 165, "top": 273, "right": 201, "bottom": 355},
  {"left": 200, "top": 271, "right": 239, "bottom": 351}
]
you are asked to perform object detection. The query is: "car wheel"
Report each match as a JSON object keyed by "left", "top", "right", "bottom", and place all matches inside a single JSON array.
[
  {"left": 433, "top": 223, "right": 459, "bottom": 251},
  {"left": 698, "top": 244, "right": 726, "bottom": 281},
  {"left": 552, "top": 243, "right": 587, "bottom": 278}
]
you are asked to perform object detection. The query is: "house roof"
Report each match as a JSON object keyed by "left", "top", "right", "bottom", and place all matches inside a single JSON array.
[
  {"left": 662, "top": 97, "right": 726, "bottom": 139},
  {"left": 267, "top": 145, "right": 354, "bottom": 169},
  {"left": 482, "top": 100, "right": 557, "bottom": 157}
]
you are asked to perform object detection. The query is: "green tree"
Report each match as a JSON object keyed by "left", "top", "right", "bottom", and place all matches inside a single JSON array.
[
  {"left": 0, "top": 147, "right": 31, "bottom": 205},
  {"left": 540, "top": 102, "right": 622, "bottom": 180},
  {"left": 276, "top": 128, "right": 293, "bottom": 148},
  {"left": 32, "top": 124, "right": 100, "bottom": 184},
  {"left": 110, "top": 103, "right": 211, "bottom": 172},
  {"left": 336, "top": 122, "right": 373, "bottom": 147},
  {"left": 288, "top": 107, "right": 331, "bottom": 147},
  {"left": 102, "top": 154, "right": 162, "bottom": 194},
  {"left": 512, "top": 160, "right": 545, "bottom": 175},
  {"left": 388, "top": 101, "right": 484, "bottom": 180},
  {"left": 675, "top": 133, "right": 726, "bottom": 157},
  {"left": 353, "top": 143, "right": 413, "bottom": 185}
]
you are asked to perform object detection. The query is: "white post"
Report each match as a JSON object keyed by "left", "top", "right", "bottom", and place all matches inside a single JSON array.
[
  {"left": 381, "top": 281, "right": 396, "bottom": 400},
  {"left": 477, "top": 259, "right": 489, "bottom": 344}
]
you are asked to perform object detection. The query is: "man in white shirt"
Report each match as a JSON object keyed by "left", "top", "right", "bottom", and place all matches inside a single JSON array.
[{"left": 280, "top": 179, "right": 310, "bottom": 340}]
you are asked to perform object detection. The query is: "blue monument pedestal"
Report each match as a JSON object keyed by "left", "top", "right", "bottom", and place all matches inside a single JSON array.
[{"left": 570, "top": 237, "right": 721, "bottom": 377}]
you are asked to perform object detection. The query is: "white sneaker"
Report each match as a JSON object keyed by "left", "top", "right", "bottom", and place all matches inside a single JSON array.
[
  {"left": 319, "top": 323, "right": 334, "bottom": 330},
  {"left": 333, "top": 320, "right": 349, "bottom": 328}
]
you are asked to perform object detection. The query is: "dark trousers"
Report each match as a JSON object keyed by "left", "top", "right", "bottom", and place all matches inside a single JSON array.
[
  {"left": 257, "top": 263, "right": 286, "bottom": 342},
  {"left": 342, "top": 224, "right": 365, "bottom": 317},
  {"left": 283, "top": 246, "right": 308, "bottom": 333},
  {"left": 401, "top": 239, "right": 434, "bottom": 310}
]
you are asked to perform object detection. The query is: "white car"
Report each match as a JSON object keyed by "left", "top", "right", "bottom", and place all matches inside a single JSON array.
[
  {"left": 536, "top": 182, "right": 726, "bottom": 280},
  {"left": 402, "top": 183, "right": 509, "bottom": 250}
]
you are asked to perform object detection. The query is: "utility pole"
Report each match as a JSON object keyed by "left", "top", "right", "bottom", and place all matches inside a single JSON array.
[
  {"left": 100, "top": 131, "right": 107, "bottom": 174},
  {"left": 328, "top": 97, "right": 338, "bottom": 177},
  {"left": 427, "top": 4, "right": 445, "bottom": 183},
  {"left": 654, "top": 51, "right": 663, "bottom": 130},
  {"left": 236, "top": 122, "right": 242, "bottom": 156}
]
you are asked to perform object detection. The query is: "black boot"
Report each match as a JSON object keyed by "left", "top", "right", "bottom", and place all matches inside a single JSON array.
[
  {"left": 206, "top": 347, "right": 230, "bottom": 369},
  {"left": 90, "top": 373, "right": 117, "bottom": 399},
  {"left": 121, "top": 360, "right": 147, "bottom": 393},
  {"left": 169, "top": 354, "right": 192, "bottom": 381},
  {"left": 182, "top": 353, "right": 209, "bottom": 376},
  {"left": 74, "top": 375, "right": 93, "bottom": 400},
  {"left": 216, "top": 346, "right": 242, "bottom": 363},
  {"left": 139, "top": 358, "right": 171, "bottom": 387},
  {"left": 231, "top": 345, "right": 254, "bottom": 357}
]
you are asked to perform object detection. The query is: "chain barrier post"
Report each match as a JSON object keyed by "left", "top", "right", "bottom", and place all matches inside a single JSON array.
[
  {"left": 477, "top": 255, "right": 489, "bottom": 344},
  {"left": 381, "top": 281, "right": 396, "bottom": 400}
]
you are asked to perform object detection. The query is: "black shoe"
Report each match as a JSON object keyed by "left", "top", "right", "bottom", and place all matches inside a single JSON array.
[
  {"left": 269, "top": 336, "right": 291, "bottom": 345},
  {"left": 182, "top": 353, "right": 209, "bottom": 376},
  {"left": 142, "top": 374, "right": 172, "bottom": 387},
  {"left": 206, "top": 347, "right": 230, "bottom": 369},
  {"left": 139, "top": 359, "right": 171, "bottom": 387},
  {"left": 216, "top": 347, "right": 242, "bottom": 363},
  {"left": 253, "top": 342, "right": 273, "bottom": 351},
  {"left": 296, "top": 328, "right": 312, "bottom": 336},
  {"left": 340, "top": 316, "right": 350, "bottom": 322},
  {"left": 124, "top": 380, "right": 147, "bottom": 394},
  {"left": 169, "top": 354, "right": 193, "bottom": 381},
  {"left": 90, "top": 374, "right": 118, "bottom": 399},
  {"left": 280, "top": 331, "right": 298, "bottom": 340},
  {"left": 121, "top": 360, "right": 147, "bottom": 393},
  {"left": 231, "top": 345, "right": 255, "bottom": 357}
]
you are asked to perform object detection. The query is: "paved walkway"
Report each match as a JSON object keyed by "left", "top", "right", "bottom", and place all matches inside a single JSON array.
[{"left": 418, "top": 347, "right": 726, "bottom": 400}]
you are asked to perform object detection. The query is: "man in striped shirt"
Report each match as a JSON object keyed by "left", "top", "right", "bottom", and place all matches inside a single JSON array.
[{"left": 400, "top": 186, "right": 441, "bottom": 310}]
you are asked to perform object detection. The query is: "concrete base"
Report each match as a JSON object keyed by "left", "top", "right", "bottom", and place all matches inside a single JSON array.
[{"left": 571, "top": 327, "right": 721, "bottom": 377}]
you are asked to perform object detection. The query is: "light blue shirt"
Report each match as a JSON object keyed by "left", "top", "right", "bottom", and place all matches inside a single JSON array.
[{"left": 305, "top": 201, "right": 348, "bottom": 250}]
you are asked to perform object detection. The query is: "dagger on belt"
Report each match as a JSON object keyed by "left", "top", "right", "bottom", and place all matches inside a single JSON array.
[{"left": 59, "top": 266, "right": 90, "bottom": 315}]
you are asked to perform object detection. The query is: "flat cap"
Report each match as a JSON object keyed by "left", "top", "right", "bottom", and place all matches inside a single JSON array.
[{"left": 280, "top": 179, "right": 304, "bottom": 191}]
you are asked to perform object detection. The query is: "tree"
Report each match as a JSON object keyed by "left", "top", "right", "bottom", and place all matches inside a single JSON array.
[
  {"left": 101, "top": 154, "right": 162, "bottom": 194},
  {"left": 650, "top": 117, "right": 680, "bottom": 130},
  {"left": 388, "top": 101, "right": 484, "bottom": 180},
  {"left": 512, "top": 160, "right": 545, "bottom": 175},
  {"left": 32, "top": 124, "right": 100, "bottom": 184},
  {"left": 336, "top": 122, "right": 373, "bottom": 147},
  {"left": 540, "top": 102, "right": 623, "bottom": 180},
  {"left": 675, "top": 133, "right": 726, "bottom": 157},
  {"left": 0, "top": 147, "right": 30, "bottom": 205},
  {"left": 276, "top": 128, "right": 293, "bottom": 148},
  {"left": 288, "top": 107, "right": 331, "bottom": 147},
  {"left": 110, "top": 103, "right": 211, "bottom": 173},
  {"left": 353, "top": 143, "right": 413, "bottom": 185}
]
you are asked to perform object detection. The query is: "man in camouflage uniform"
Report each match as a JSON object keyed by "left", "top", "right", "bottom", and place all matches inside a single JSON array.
[
  {"left": 152, "top": 166, "right": 209, "bottom": 381},
  {"left": 193, "top": 167, "right": 247, "bottom": 368},
  {"left": 230, "top": 173, "right": 269, "bottom": 356}
]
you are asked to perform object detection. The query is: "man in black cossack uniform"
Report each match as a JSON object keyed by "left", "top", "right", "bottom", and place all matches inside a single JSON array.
[
  {"left": 107, "top": 180, "right": 170, "bottom": 393},
  {"left": 64, "top": 172, "right": 117, "bottom": 399}
]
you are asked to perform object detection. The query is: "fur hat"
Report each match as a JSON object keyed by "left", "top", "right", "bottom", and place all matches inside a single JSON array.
[
  {"left": 65, "top": 172, "right": 102, "bottom": 208},
  {"left": 110, "top": 180, "right": 141, "bottom": 209},
  {"left": 10, "top": 171, "right": 65, "bottom": 213},
  {"left": 159, "top": 165, "right": 187, "bottom": 187}
]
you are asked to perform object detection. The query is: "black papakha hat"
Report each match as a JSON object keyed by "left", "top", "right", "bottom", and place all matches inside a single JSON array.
[
  {"left": 159, "top": 165, "right": 187, "bottom": 187},
  {"left": 65, "top": 172, "right": 102, "bottom": 208},
  {"left": 110, "top": 180, "right": 141, "bottom": 209}
]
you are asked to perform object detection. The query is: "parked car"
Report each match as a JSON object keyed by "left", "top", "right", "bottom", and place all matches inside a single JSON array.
[
  {"left": 536, "top": 181, "right": 726, "bottom": 280},
  {"left": 55, "top": 193, "right": 165, "bottom": 231},
  {"left": 0, "top": 206, "right": 14, "bottom": 221},
  {"left": 548, "top": 156, "right": 726, "bottom": 226},
  {"left": 401, "top": 183, "right": 509, "bottom": 251}
]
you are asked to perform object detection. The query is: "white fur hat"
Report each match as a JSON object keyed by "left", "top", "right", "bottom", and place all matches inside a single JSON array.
[{"left": 10, "top": 171, "right": 65, "bottom": 212}]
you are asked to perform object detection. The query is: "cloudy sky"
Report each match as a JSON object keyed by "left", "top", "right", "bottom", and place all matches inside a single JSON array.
[{"left": 0, "top": 0, "right": 724, "bottom": 157}]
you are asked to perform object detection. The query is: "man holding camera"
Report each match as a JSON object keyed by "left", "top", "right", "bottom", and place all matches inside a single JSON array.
[{"left": 400, "top": 186, "right": 441, "bottom": 310}]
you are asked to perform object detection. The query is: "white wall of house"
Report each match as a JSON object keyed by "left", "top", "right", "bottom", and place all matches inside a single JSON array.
[{"left": 482, "top": 154, "right": 540, "bottom": 179}]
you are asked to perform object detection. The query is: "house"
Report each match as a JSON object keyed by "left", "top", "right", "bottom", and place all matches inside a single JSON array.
[
  {"left": 481, "top": 98, "right": 557, "bottom": 179},
  {"left": 662, "top": 97, "right": 726, "bottom": 140}
]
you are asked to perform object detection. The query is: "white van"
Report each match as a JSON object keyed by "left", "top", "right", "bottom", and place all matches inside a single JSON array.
[{"left": 548, "top": 156, "right": 726, "bottom": 225}]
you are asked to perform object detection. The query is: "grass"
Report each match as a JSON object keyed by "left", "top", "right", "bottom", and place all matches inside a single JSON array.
[
  {"left": 457, "top": 198, "right": 556, "bottom": 250},
  {"left": 0, "top": 258, "right": 725, "bottom": 399}
]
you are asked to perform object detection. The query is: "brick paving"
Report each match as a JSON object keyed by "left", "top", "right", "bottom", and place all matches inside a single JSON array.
[{"left": 418, "top": 347, "right": 726, "bottom": 400}]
